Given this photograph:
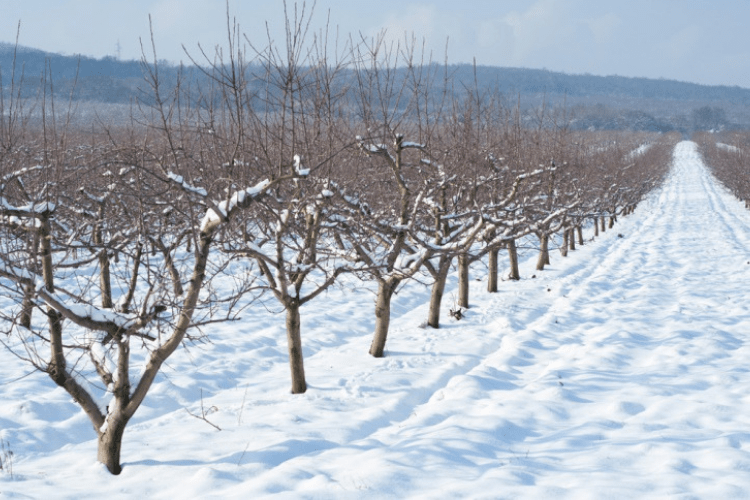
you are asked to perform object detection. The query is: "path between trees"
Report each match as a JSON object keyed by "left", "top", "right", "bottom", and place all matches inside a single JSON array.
[{"left": 232, "top": 140, "right": 750, "bottom": 497}]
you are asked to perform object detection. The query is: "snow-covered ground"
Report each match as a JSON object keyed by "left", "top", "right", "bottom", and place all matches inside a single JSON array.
[{"left": 3, "top": 141, "right": 750, "bottom": 498}]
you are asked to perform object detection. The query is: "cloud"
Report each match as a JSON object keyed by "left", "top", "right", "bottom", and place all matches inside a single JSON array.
[
  {"left": 385, "top": 4, "right": 437, "bottom": 35},
  {"left": 370, "top": 4, "right": 439, "bottom": 49},
  {"left": 471, "top": 0, "right": 582, "bottom": 67}
]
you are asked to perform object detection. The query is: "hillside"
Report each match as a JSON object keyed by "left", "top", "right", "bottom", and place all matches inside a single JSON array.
[{"left": 2, "top": 42, "right": 750, "bottom": 131}]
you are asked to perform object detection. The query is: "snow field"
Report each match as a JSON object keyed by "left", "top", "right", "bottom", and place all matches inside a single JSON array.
[{"left": 2, "top": 141, "right": 750, "bottom": 498}]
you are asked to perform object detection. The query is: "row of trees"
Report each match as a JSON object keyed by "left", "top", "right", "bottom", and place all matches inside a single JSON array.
[
  {"left": 0, "top": 10, "right": 674, "bottom": 475},
  {"left": 695, "top": 131, "right": 750, "bottom": 204}
]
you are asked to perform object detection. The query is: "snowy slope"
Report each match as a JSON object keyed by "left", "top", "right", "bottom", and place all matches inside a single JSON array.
[{"left": 2, "top": 141, "right": 750, "bottom": 498}]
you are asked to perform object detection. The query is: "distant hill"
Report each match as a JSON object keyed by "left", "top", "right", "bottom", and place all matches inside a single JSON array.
[
  {"left": 461, "top": 64, "right": 750, "bottom": 104},
  {"left": 0, "top": 42, "right": 179, "bottom": 104},
  {"left": 2, "top": 42, "right": 749, "bottom": 132}
]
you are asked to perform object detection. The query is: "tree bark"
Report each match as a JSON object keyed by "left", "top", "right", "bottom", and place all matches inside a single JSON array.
[
  {"left": 164, "top": 251, "right": 184, "bottom": 297},
  {"left": 427, "top": 257, "right": 451, "bottom": 328},
  {"left": 20, "top": 282, "right": 34, "bottom": 328},
  {"left": 536, "top": 234, "right": 549, "bottom": 271},
  {"left": 119, "top": 241, "right": 142, "bottom": 313},
  {"left": 285, "top": 298, "right": 307, "bottom": 393},
  {"left": 98, "top": 249, "right": 113, "bottom": 309},
  {"left": 457, "top": 253, "right": 470, "bottom": 309},
  {"left": 370, "top": 279, "right": 398, "bottom": 358},
  {"left": 507, "top": 238, "right": 520, "bottom": 281},
  {"left": 487, "top": 248, "right": 499, "bottom": 293},
  {"left": 97, "top": 414, "right": 127, "bottom": 475},
  {"left": 94, "top": 207, "right": 113, "bottom": 309}
]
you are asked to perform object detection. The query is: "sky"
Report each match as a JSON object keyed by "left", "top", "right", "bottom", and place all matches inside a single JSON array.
[{"left": 1, "top": 0, "right": 749, "bottom": 89}]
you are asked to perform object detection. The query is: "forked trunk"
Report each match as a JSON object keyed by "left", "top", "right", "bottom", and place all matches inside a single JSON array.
[
  {"left": 507, "top": 238, "right": 520, "bottom": 281},
  {"left": 487, "top": 248, "right": 499, "bottom": 293},
  {"left": 457, "top": 253, "right": 470, "bottom": 309},
  {"left": 285, "top": 298, "right": 307, "bottom": 393},
  {"left": 427, "top": 257, "right": 452, "bottom": 328},
  {"left": 370, "top": 279, "right": 398, "bottom": 358}
]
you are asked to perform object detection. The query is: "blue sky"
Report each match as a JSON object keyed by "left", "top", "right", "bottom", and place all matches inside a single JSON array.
[{"left": 2, "top": 0, "right": 749, "bottom": 88}]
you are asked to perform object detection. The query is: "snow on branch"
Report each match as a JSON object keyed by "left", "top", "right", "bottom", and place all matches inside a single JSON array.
[
  {"left": 0, "top": 196, "right": 55, "bottom": 218},
  {"left": 0, "top": 262, "right": 154, "bottom": 342},
  {"left": 167, "top": 172, "right": 208, "bottom": 197},
  {"left": 35, "top": 286, "right": 158, "bottom": 343},
  {"left": 200, "top": 178, "right": 271, "bottom": 234},
  {"left": 0, "top": 165, "right": 44, "bottom": 188},
  {"left": 294, "top": 154, "right": 310, "bottom": 177},
  {"left": 356, "top": 135, "right": 399, "bottom": 166}
]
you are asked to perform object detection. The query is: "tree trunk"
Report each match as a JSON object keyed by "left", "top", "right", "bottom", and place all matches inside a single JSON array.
[
  {"left": 427, "top": 258, "right": 451, "bottom": 328},
  {"left": 163, "top": 250, "right": 184, "bottom": 297},
  {"left": 97, "top": 415, "right": 127, "bottom": 475},
  {"left": 457, "top": 253, "right": 470, "bottom": 309},
  {"left": 487, "top": 248, "right": 499, "bottom": 293},
  {"left": 20, "top": 232, "right": 41, "bottom": 328},
  {"left": 609, "top": 215, "right": 615, "bottom": 228},
  {"left": 285, "top": 298, "right": 307, "bottom": 393},
  {"left": 507, "top": 238, "right": 520, "bottom": 281},
  {"left": 93, "top": 221, "right": 113, "bottom": 309},
  {"left": 594, "top": 218, "right": 599, "bottom": 237},
  {"left": 568, "top": 228, "right": 576, "bottom": 251},
  {"left": 20, "top": 282, "right": 34, "bottom": 328},
  {"left": 370, "top": 279, "right": 398, "bottom": 358},
  {"left": 536, "top": 234, "right": 549, "bottom": 271},
  {"left": 561, "top": 230, "right": 569, "bottom": 257},
  {"left": 93, "top": 205, "right": 113, "bottom": 309},
  {"left": 577, "top": 226, "right": 584, "bottom": 246},
  {"left": 600, "top": 216, "right": 606, "bottom": 232},
  {"left": 119, "top": 241, "right": 143, "bottom": 313},
  {"left": 98, "top": 249, "right": 113, "bottom": 309}
]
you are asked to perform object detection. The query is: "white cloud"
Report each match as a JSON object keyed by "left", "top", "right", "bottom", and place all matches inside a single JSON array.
[
  {"left": 472, "top": 0, "right": 582, "bottom": 66},
  {"left": 369, "top": 4, "right": 438, "bottom": 51}
]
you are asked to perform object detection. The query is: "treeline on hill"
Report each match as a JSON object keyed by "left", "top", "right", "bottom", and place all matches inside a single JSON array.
[
  {"left": 0, "top": 19, "right": 676, "bottom": 475},
  {"left": 3, "top": 39, "right": 750, "bottom": 132}
]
